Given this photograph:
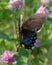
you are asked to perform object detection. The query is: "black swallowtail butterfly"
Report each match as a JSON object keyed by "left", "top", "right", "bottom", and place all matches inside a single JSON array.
[{"left": 17, "top": 13, "right": 46, "bottom": 51}]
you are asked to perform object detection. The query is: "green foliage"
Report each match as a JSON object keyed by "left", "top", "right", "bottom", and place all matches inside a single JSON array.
[{"left": 0, "top": 0, "right": 52, "bottom": 65}]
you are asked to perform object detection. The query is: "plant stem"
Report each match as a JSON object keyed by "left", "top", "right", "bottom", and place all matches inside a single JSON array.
[{"left": 27, "top": 50, "right": 32, "bottom": 65}]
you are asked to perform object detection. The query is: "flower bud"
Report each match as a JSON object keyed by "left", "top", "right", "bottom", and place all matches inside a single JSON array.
[{"left": 34, "top": 39, "right": 40, "bottom": 47}]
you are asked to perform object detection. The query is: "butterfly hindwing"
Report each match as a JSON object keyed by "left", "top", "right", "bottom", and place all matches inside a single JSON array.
[{"left": 20, "top": 28, "right": 37, "bottom": 49}]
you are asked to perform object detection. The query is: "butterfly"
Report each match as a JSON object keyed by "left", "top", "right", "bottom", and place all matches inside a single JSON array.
[{"left": 16, "top": 13, "right": 46, "bottom": 51}]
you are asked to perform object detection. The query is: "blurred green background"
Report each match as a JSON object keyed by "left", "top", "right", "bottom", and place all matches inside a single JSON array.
[{"left": 0, "top": 0, "right": 52, "bottom": 65}]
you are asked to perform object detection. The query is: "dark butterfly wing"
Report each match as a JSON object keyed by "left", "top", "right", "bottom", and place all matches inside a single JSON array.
[
  {"left": 20, "top": 28, "right": 37, "bottom": 49},
  {"left": 22, "top": 13, "right": 46, "bottom": 32}
]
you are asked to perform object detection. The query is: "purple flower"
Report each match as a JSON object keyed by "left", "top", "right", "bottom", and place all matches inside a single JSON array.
[
  {"left": 44, "top": 9, "right": 49, "bottom": 18},
  {"left": 7, "top": 0, "right": 23, "bottom": 9},
  {"left": 36, "top": 6, "right": 49, "bottom": 18},
  {"left": 17, "top": 0, "right": 23, "bottom": 9},
  {"left": 1, "top": 50, "right": 15, "bottom": 64},
  {"left": 34, "top": 39, "right": 40, "bottom": 47},
  {"left": 38, "top": 0, "right": 50, "bottom": 7}
]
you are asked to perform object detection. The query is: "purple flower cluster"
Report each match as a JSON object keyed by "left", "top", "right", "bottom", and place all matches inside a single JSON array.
[
  {"left": 36, "top": 6, "right": 49, "bottom": 18},
  {"left": 1, "top": 50, "right": 15, "bottom": 64},
  {"left": 7, "top": 0, "right": 23, "bottom": 9}
]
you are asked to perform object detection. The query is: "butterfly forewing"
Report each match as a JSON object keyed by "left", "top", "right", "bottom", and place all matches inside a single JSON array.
[{"left": 22, "top": 13, "right": 46, "bottom": 32}]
